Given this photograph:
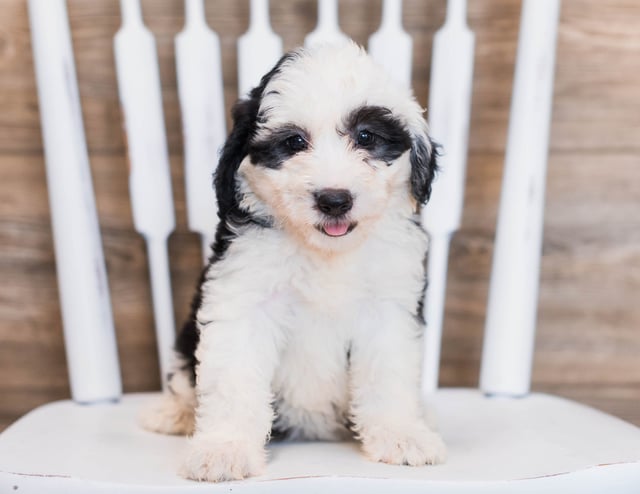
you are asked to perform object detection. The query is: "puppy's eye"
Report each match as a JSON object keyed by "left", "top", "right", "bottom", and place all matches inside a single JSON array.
[
  {"left": 285, "top": 134, "right": 308, "bottom": 152},
  {"left": 356, "top": 129, "right": 376, "bottom": 147}
]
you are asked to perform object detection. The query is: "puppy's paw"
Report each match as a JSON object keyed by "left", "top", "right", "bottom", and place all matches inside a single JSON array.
[
  {"left": 180, "top": 436, "right": 266, "bottom": 482},
  {"left": 360, "top": 423, "right": 447, "bottom": 466},
  {"left": 139, "top": 394, "right": 195, "bottom": 436}
]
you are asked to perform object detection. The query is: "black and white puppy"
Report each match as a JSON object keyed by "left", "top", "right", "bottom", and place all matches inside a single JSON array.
[{"left": 141, "top": 43, "right": 445, "bottom": 482}]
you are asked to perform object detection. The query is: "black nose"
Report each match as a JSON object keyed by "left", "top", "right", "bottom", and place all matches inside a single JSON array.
[{"left": 314, "top": 189, "right": 353, "bottom": 217}]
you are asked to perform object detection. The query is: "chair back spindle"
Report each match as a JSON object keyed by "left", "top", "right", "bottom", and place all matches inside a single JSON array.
[
  {"left": 237, "top": 0, "right": 283, "bottom": 97},
  {"left": 305, "top": 0, "right": 349, "bottom": 48},
  {"left": 114, "top": 0, "right": 177, "bottom": 387},
  {"left": 421, "top": 0, "right": 475, "bottom": 393},
  {"left": 368, "top": 0, "right": 413, "bottom": 88},
  {"left": 27, "top": 0, "right": 121, "bottom": 403},
  {"left": 480, "top": 0, "right": 561, "bottom": 397},
  {"left": 176, "top": 0, "right": 226, "bottom": 264}
]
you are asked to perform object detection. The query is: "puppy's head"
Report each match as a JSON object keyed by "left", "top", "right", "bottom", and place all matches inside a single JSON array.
[{"left": 216, "top": 43, "right": 437, "bottom": 254}]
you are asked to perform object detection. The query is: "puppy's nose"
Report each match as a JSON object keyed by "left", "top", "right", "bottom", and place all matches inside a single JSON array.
[{"left": 315, "top": 189, "right": 353, "bottom": 217}]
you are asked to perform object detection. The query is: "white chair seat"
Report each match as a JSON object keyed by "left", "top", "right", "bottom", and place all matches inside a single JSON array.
[{"left": 1, "top": 389, "right": 638, "bottom": 493}]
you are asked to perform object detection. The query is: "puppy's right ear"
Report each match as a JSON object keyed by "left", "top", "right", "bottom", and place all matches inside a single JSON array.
[
  {"left": 214, "top": 96, "right": 260, "bottom": 221},
  {"left": 214, "top": 51, "right": 300, "bottom": 221}
]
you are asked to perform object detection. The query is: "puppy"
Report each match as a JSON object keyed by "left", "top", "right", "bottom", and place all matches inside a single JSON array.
[{"left": 141, "top": 42, "right": 446, "bottom": 482}]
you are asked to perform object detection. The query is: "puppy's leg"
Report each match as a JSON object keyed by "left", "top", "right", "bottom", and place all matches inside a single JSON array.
[
  {"left": 139, "top": 360, "right": 197, "bottom": 435},
  {"left": 349, "top": 305, "right": 446, "bottom": 466},
  {"left": 181, "top": 315, "right": 281, "bottom": 482}
]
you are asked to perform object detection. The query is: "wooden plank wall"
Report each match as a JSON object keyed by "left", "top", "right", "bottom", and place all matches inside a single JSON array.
[{"left": 0, "top": 0, "right": 638, "bottom": 430}]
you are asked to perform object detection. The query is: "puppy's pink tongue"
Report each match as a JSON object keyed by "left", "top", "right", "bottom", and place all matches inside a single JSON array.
[{"left": 323, "top": 222, "right": 349, "bottom": 237}]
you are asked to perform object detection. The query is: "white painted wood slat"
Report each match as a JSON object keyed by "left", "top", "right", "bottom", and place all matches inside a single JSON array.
[
  {"left": 368, "top": 0, "right": 413, "bottom": 88},
  {"left": 237, "top": 0, "right": 283, "bottom": 97},
  {"left": 481, "top": 0, "right": 562, "bottom": 396},
  {"left": 27, "top": 0, "right": 121, "bottom": 404},
  {"left": 176, "top": 0, "right": 226, "bottom": 264},
  {"left": 114, "top": 0, "right": 176, "bottom": 387},
  {"left": 305, "top": 0, "right": 349, "bottom": 48},
  {"left": 422, "top": 0, "right": 475, "bottom": 393}
]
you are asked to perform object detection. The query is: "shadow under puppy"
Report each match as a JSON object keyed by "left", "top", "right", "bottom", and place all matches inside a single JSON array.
[{"left": 141, "top": 42, "right": 445, "bottom": 482}]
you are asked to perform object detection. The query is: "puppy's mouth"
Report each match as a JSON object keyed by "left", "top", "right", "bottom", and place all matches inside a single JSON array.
[{"left": 316, "top": 220, "right": 358, "bottom": 237}]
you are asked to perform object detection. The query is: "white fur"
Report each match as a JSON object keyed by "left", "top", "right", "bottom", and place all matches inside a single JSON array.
[
  {"left": 142, "top": 43, "right": 445, "bottom": 482},
  {"left": 139, "top": 357, "right": 197, "bottom": 435}
]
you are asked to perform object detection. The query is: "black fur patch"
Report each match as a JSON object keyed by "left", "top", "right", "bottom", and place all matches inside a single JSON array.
[
  {"left": 410, "top": 137, "right": 439, "bottom": 204},
  {"left": 415, "top": 271, "right": 428, "bottom": 326},
  {"left": 343, "top": 105, "right": 412, "bottom": 164},
  {"left": 173, "top": 266, "right": 208, "bottom": 386},
  {"left": 249, "top": 124, "right": 310, "bottom": 169},
  {"left": 269, "top": 424, "right": 290, "bottom": 441}
]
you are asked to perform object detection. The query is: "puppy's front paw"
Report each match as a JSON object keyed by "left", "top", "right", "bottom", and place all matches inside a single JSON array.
[
  {"left": 360, "top": 423, "right": 447, "bottom": 466},
  {"left": 180, "top": 436, "right": 266, "bottom": 482}
]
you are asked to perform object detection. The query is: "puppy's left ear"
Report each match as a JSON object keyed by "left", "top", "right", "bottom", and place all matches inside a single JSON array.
[{"left": 409, "top": 135, "right": 439, "bottom": 204}]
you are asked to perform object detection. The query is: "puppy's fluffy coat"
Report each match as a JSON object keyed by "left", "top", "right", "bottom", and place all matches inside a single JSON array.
[{"left": 141, "top": 43, "right": 446, "bottom": 482}]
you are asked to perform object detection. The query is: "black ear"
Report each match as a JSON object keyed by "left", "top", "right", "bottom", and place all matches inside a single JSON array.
[
  {"left": 214, "top": 96, "right": 260, "bottom": 221},
  {"left": 214, "top": 51, "right": 300, "bottom": 222},
  {"left": 410, "top": 136, "right": 440, "bottom": 204}
]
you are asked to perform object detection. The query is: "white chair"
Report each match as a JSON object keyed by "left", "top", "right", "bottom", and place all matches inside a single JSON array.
[{"left": 1, "top": 0, "right": 639, "bottom": 492}]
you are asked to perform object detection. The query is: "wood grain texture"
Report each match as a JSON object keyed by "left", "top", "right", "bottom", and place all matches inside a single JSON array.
[{"left": 0, "top": 0, "right": 639, "bottom": 431}]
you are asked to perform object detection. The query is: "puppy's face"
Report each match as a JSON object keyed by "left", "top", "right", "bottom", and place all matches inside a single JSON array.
[{"left": 219, "top": 44, "right": 436, "bottom": 254}]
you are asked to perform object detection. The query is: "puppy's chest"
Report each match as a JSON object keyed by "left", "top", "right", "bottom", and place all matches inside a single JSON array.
[
  {"left": 265, "top": 257, "right": 362, "bottom": 433},
  {"left": 250, "top": 232, "right": 424, "bottom": 439},
  {"left": 270, "top": 261, "right": 356, "bottom": 387},
  {"left": 270, "top": 303, "right": 352, "bottom": 439}
]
